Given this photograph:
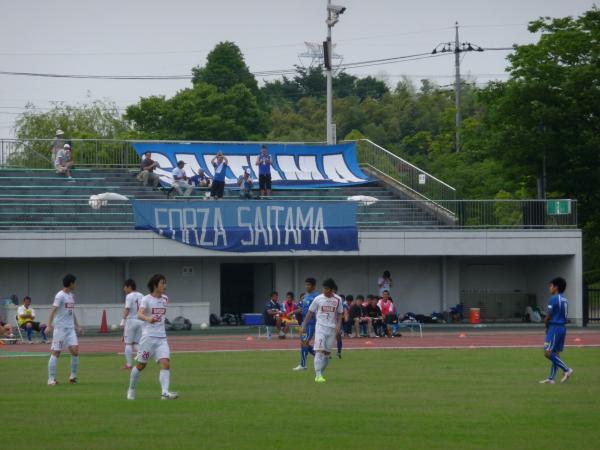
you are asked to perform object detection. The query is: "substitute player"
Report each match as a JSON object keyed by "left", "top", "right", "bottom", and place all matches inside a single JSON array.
[
  {"left": 46, "top": 274, "right": 83, "bottom": 386},
  {"left": 292, "top": 278, "right": 318, "bottom": 371},
  {"left": 121, "top": 279, "right": 143, "bottom": 370},
  {"left": 127, "top": 274, "right": 178, "bottom": 400},
  {"left": 300, "top": 278, "right": 343, "bottom": 383},
  {"left": 539, "top": 277, "right": 574, "bottom": 384}
]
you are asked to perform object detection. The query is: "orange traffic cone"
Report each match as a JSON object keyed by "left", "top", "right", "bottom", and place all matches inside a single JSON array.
[{"left": 100, "top": 310, "right": 108, "bottom": 334}]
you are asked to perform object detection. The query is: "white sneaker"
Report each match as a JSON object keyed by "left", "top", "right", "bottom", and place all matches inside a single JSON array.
[
  {"left": 161, "top": 391, "right": 178, "bottom": 400},
  {"left": 127, "top": 389, "right": 136, "bottom": 400},
  {"left": 560, "top": 369, "right": 573, "bottom": 384},
  {"left": 292, "top": 365, "right": 307, "bottom": 371},
  {"left": 47, "top": 379, "right": 58, "bottom": 386},
  {"left": 539, "top": 379, "right": 555, "bottom": 384}
]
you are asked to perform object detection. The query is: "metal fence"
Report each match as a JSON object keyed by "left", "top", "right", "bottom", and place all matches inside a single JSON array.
[
  {"left": 584, "top": 288, "right": 600, "bottom": 325},
  {"left": 354, "top": 139, "right": 457, "bottom": 202}
]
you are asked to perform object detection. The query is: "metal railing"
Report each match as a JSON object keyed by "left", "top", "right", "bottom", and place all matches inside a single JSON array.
[
  {"left": 354, "top": 139, "right": 457, "bottom": 202},
  {"left": 0, "top": 198, "right": 578, "bottom": 230}
]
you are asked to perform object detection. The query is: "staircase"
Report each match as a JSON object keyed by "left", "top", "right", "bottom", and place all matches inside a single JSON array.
[{"left": 0, "top": 168, "right": 445, "bottom": 230}]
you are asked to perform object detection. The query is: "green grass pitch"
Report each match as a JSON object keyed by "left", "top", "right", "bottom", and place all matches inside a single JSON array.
[{"left": 2, "top": 348, "right": 600, "bottom": 449}]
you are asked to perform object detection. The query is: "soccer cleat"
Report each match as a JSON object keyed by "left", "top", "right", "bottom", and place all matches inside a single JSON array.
[
  {"left": 122, "top": 364, "right": 133, "bottom": 370},
  {"left": 315, "top": 375, "right": 326, "bottom": 383},
  {"left": 292, "top": 365, "right": 307, "bottom": 371},
  {"left": 337, "top": 352, "right": 342, "bottom": 359},
  {"left": 127, "top": 389, "right": 136, "bottom": 400},
  {"left": 560, "top": 369, "right": 574, "bottom": 384},
  {"left": 47, "top": 379, "right": 58, "bottom": 386},
  {"left": 68, "top": 378, "right": 77, "bottom": 384},
  {"left": 161, "top": 391, "right": 179, "bottom": 400},
  {"left": 539, "top": 379, "right": 555, "bottom": 384}
]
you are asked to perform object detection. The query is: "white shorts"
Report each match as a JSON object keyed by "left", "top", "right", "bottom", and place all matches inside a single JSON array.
[
  {"left": 137, "top": 335, "right": 170, "bottom": 364},
  {"left": 124, "top": 320, "right": 143, "bottom": 344},
  {"left": 50, "top": 327, "right": 78, "bottom": 351},
  {"left": 314, "top": 326, "right": 336, "bottom": 352}
]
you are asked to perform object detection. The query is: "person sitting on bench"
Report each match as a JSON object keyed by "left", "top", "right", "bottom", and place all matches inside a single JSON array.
[{"left": 18, "top": 296, "right": 48, "bottom": 343}]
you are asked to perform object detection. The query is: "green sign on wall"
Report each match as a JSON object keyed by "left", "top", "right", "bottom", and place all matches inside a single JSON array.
[{"left": 547, "top": 199, "right": 571, "bottom": 215}]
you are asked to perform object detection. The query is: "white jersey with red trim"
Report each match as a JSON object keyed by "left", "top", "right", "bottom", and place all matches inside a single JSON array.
[
  {"left": 139, "top": 294, "right": 168, "bottom": 338},
  {"left": 309, "top": 293, "right": 343, "bottom": 329},
  {"left": 52, "top": 290, "right": 76, "bottom": 329},
  {"left": 125, "top": 291, "right": 144, "bottom": 321}
]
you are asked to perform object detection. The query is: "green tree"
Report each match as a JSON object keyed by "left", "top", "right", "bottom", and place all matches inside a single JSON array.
[{"left": 191, "top": 41, "right": 258, "bottom": 95}]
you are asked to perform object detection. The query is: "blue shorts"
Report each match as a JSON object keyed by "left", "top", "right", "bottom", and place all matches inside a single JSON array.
[
  {"left": 301, "top": 323, "right": 315, "bottom": 343},
  {"left": 544, "top": 326, "right": 566, "bottom": 353}
]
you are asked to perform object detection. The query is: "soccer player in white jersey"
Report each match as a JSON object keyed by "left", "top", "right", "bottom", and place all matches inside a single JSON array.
[
  {"left": 300, "top": 278, "right": 343, "bottom": 383},
  {"left": 126, "top": 274, "right": 178, "bottom": 400},
  {"left": 46, "top": 274, "right": 84, "bottom": 386},
  {"left": 121, "top": 279, "right": 144, "bottom": 370}
]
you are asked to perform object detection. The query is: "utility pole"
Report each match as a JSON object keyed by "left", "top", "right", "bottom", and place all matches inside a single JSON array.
[
  {"left": 324, "top": 1, "right": 346, "bottom": 145},
  {"left": 454, "top": 22, "right": 461, "bottom": 152},
  {"left": 432, "top": 23, "right": 483, "bottom": 152}
]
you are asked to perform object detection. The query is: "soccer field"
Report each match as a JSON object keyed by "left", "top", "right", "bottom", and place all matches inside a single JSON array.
[{"left": 2, "top": 348, "right": 599, "bottom": 450}]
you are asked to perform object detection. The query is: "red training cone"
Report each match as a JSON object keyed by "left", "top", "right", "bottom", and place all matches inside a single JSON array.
[{"left": 100, "top": 309, "right": 108, "bottom": 334}]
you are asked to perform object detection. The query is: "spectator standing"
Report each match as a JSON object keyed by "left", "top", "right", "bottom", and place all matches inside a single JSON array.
[
  {"left": 18, "top": 296, "right": 48, "bottom": 343},
  {"left": 378, "top": 270, "right": 393, "bottom": 296},
  {"left": 55, "top": 144, "right": 75, "bottom": 181},
  {"left": 263, "top": 291, "right": 286, "bottom": 339},
  {"left": 190, "top": 168, "right": 211, "bottom": 188},
  {"left": 171, "top": 161, "right": 193, "bottom": 197},
  {"left": 210, "top": 152, "right": 228, "bottom": 200},
  {"left": 137, "top": 152, "right": 160, "bottom": 188},
  {"left": 255, "top": 145, "right": 272, "bottom": 197},
  {"left": 237, "top": 169, "right": 254, "bottom": 199},
  {"left": 51, "top": 129, "right": 65, "bottom": 162}
]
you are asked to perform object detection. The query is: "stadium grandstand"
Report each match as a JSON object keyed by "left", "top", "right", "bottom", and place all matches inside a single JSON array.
[{"left": 0, "top": 137, "right": 582, "bottom": 328}]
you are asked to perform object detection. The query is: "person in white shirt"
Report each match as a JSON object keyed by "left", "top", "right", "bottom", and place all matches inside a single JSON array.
[
  {"left": 46, "top": 274, "right": 84, "bottom": 386},
  {"left": 127, "top": 274, "right": 178, "bottom": 400},
  {"left": 171, "top": 160, "right": 193, "bottom": 197},
  {"left": 300, "top": 278, "right": 343, "bottom": 383},
  {"left": 121, "top": 279, "right": 144, "bottom": 370},
  {"left": 377, "top": 270, "right": 392, "bottom": 296},
  {"left": 54, "top": 143, "right": 75, "bottom": 181}
]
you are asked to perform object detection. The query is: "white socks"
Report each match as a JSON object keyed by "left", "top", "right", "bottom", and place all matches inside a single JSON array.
[
  {"left": 159, "top": 369, "right": 170, "bottom": 394},
  {"left": 129, "top": 367, "right": 141, "bottom": 391},
  {"left": 125, "top": 344, "right": 133, "bottom": 367},
  {"left": 314, "top": 353, "right": 328, "bottom": 376},
  {"left": 70, "top": 355, "right": 79, "bottom": 379},
  {"left": 48, "top": 355, "right": 58, "bottom": 381}
]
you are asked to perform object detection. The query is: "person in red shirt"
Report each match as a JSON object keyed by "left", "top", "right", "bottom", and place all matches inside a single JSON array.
[
  {"left": 377, "top": 290, "right": 396, "bottom": 337},
  {"left": 280, "top": 292, "right": 297, "bottom": 337}
]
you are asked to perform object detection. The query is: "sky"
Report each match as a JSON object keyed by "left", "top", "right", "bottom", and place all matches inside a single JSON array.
[{"left": 0, "top": 0, "right": 596, "bottom": 135}]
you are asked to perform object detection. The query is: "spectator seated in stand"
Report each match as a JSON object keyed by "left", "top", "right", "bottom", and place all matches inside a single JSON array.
[
  {"left": 171, "top": 160, "right": 193, "bottom": 197},
  {"left": 190, "top": 168, "right": 211, "bottom": 188},
  {"left": 349, "top": 295, "right": 368, "bottom": 337},
  {"left": 54, "top": 144, "right": 75, "bottom": 181},
  {"left": 137, "top": 151, "right": 160, "bottom": 188},
  {"left": 18, "top": 296, "right": 48, "bottom": 343},
  {"left": 263, "top": 291, "right": 287, "bottom": 339},
  {"left": 237, "top": 169, "right": 254, "bottom": 199}
]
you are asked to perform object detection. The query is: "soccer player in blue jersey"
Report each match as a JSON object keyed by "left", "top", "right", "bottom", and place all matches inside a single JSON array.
[
  {"left": 292, "top": 278, "right": 318, "bottom": 371},
  {"left": 539, "top": 277, "right": 574, "bottom": 384}
]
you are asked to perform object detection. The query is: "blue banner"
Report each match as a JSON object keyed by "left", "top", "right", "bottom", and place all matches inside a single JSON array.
[
  {"left": 132, "top": 142, "right": 371, "bottom": 189},
  {"left": 132, "top": 200, "right": 359, "bottom": 252}
]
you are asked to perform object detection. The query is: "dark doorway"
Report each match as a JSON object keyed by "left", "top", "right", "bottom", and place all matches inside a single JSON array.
[{"left": 220, "top": 263, "right": 274, "bottom": 315}]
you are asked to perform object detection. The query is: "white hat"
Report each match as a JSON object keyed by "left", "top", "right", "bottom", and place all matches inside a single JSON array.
[
  {"left": 63, "top": 144, "right": 71, "bottom": 149},
  {"left": 56, "top": 129, "right": 64, "bottom": 136}
]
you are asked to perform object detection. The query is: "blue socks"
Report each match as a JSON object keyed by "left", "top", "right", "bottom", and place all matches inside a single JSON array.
[
  {"left": 41, "top": 328, "right": 47, "bottom": 341},
  {"left": 337, "top": 337, "right": 342, "bottom": 354},
  {"left": 549, "top": 361, "right": 557, "bottom": 380},
  {"left": 550, "top": 353, "right": 570, "bottom": 373},
  {"left": 26, "top": 327, "right": 33, "bottom": 341},
  {"left": 307, "top": 345, "right": 315, "bottom": 356},
  {"left": 300, "top": 345, "right": 316, "bottom": 368}
]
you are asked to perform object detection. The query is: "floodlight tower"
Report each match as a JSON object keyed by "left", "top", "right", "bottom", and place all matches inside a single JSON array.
[{"left": 325, "top": 1, "right": 346, "bottom": 145}]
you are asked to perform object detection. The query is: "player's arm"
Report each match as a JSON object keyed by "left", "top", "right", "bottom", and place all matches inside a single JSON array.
[
  {"left": 46, "top": 306, "right": 57, "bottom": 334},
  {"left": 73, "top": 312, "right": 84, "bottom": 335},
  {"left": 335, "top": 312, "right": 343, "bottom": 336},
  {"left": 137, "top": 304, "right": 159, "bottom": 323},
  {"left": 300, "top": 310, "right": 313, "bottom": 332}
]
